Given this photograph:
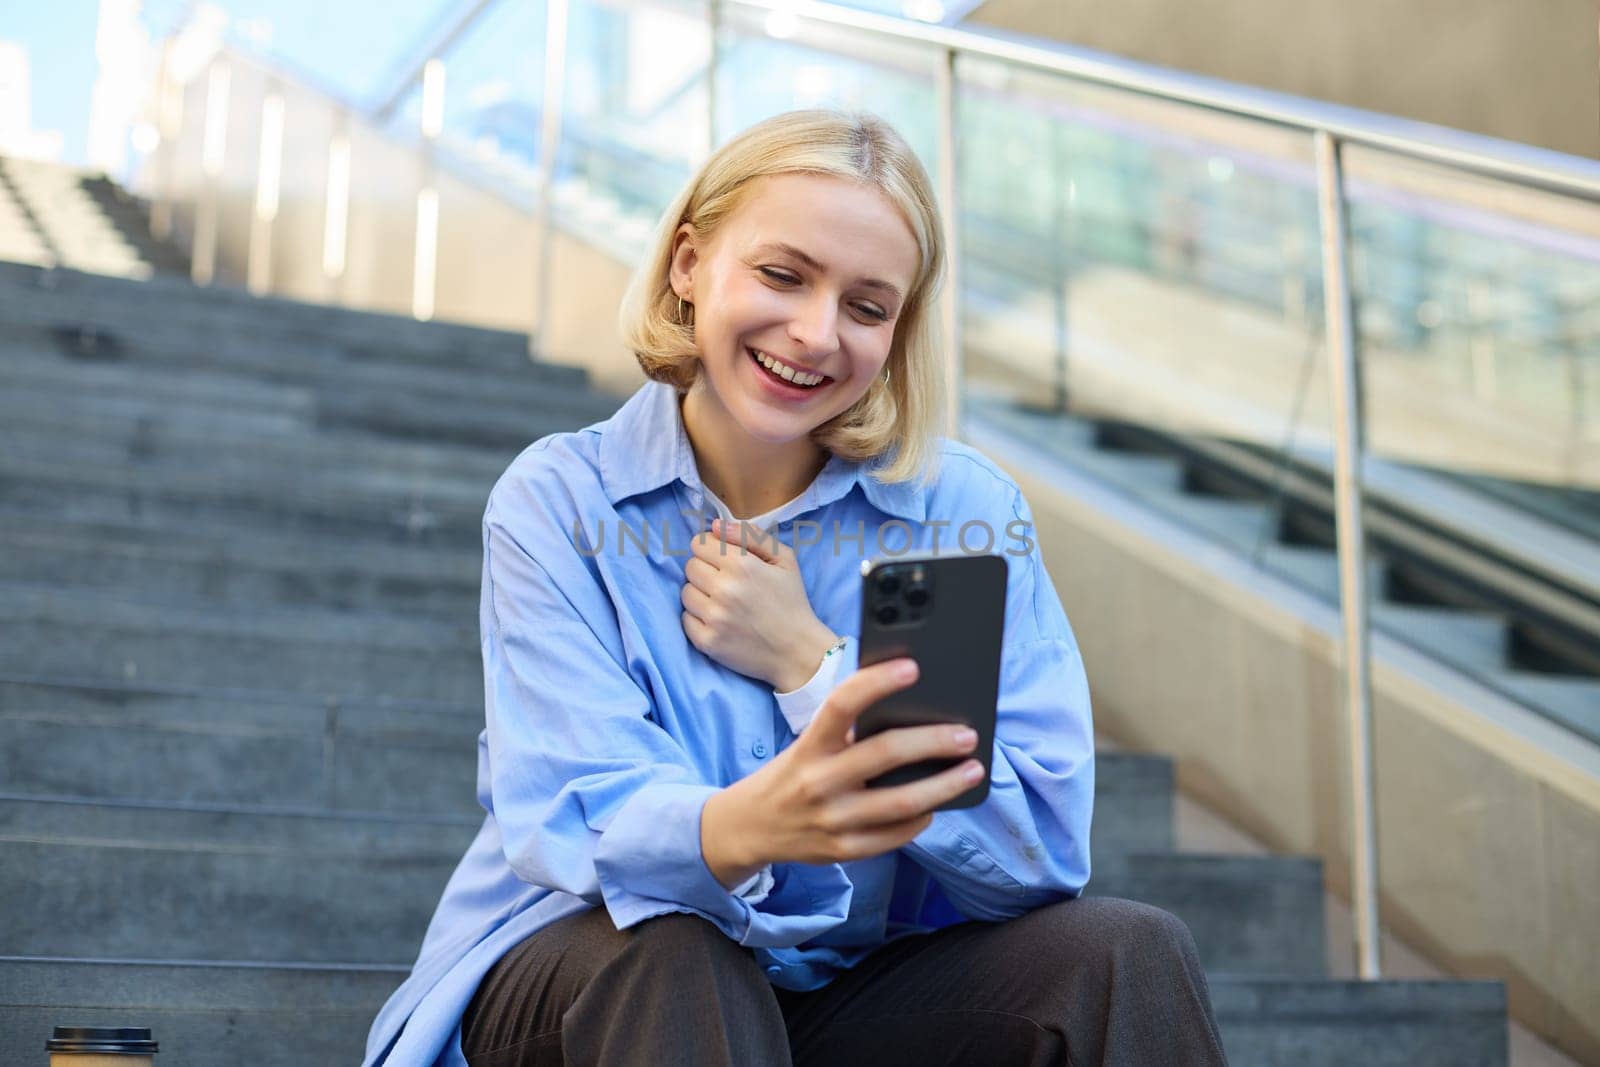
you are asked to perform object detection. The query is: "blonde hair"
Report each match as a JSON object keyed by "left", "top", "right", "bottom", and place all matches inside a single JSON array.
[{"left": 617, "top": 109, "right": 947, "bottom": 487}]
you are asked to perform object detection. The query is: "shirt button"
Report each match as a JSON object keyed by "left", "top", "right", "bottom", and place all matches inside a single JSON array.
[
  {"left": 766, "top": 965, "right": 782, "bottom": 977},
  {"left": 752, "top": 741, "right": 768, "bottom": 758}
]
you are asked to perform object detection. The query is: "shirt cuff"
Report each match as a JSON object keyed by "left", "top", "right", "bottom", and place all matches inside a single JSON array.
[
  {"left": 731, "top": 864, "right": 775, "bottom": 905},
  {"left": 774, "top": 635, "right": 856, "bottom": 735},
  {"left": 592, "top": 781, "right": 855, "bottom": 948}
]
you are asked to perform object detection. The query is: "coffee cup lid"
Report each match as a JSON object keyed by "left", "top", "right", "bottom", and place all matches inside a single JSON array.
[{"left": 47, "top": 1026, "right": 158, "bottom": 1054}]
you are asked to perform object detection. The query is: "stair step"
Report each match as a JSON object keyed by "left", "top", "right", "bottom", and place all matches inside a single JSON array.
[
  {"left": 972, "top": 402, "right": 1185, "bottom": 498},
  {"left": 0, "top": 259, "right": 549, "bottom": 373},
  {"left": 1210, "top": 977, "right": 1506, "bottom": 1066},
  {"left": 0, "top": 958, "right": 1506, "bottom": 1067},
  {"left": 0, "top": 957, "right": 407, "bottom": 1067},
  {"left": 0, "top": 526, "right": 479, "bottom": 617},
  {"left": 1492, "top": 670, "right": 1600, "bottom": 745},
  {"left": 0, "top": 319, "right": 611, "bottom": 414},
  {"left": 1255, "top": 543, "right": 1387, "bottom": 602},
  {"left": 1088, "top": 752, "right": 1174, "bottom": 854},
  {"left": 0, "top": 587, "right": 480, "bottom": 702},
  {"left": 0, "top": 400, "right": 550, "bottom": 486},
  {"left": 0, "top": 446, "right": 493, "bottom": 512},
  {"left": 1371, "top": 604, "right": 1508, "bottom": 673},
  {"left": 1153, "top": 494, "right": 1279, "bottom": 553},
  {"left": 0, "top": 679, "right": 1180, "bottom": 848},
  {"left": 0, "top": 679, "right": 482, "bottom": 815},
  {"left": 0, "top": 511, "right": 480, "bottom": 579},
  {"left": 1089, "top": 853, "right": 1326, "bottom": 977},
  {"left": 0, "top": 796, "right": 476, "bottom": 964},
  {"left": 0, "top": 343, "right": 318, "bottom": 417},
  {"left": 0, "top": 456, "right": 488, "bottom": 548},
  {"left": 0, "top": 797, "right": 1308, "bottom": 974}
]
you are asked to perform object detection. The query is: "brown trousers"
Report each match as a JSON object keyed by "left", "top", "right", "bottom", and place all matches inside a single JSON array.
[{"left": 460, "top": 895, "right": 1229, "bottom": 1067}]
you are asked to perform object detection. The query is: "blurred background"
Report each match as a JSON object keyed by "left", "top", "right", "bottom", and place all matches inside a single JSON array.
[{"left": 0, "top": 2, "right": 1597, "bottom": 1065}]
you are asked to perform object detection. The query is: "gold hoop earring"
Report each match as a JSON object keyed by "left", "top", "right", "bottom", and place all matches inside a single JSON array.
[
  {"left": 882, "top": 366, "right": 892, "bottom": 387},
  {"left": 677, "top": 296, "right": 693, "bottom": 325}
]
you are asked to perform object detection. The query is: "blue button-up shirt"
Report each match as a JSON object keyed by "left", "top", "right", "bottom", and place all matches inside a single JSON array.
[{"left": 363, "top": 379, "right": 1095, "bottom": 1066}]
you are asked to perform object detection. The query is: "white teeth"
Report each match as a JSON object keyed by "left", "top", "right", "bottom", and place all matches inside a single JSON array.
[{"left": 751, "top": 348, "right": 824, "bottom": 387}]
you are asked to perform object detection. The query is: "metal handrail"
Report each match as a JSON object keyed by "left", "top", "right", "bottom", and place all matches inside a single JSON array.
[{"left": 721, "top": 0, "right": 1600, "bottom": 202}]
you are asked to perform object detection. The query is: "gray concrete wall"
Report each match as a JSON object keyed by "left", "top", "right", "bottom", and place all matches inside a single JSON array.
[
  {"left": 965, "top": 420, "right": 1600, "bottom": 1064},
  {"left": 965, "top": 0, "right": 1600, "bottom": 160}
]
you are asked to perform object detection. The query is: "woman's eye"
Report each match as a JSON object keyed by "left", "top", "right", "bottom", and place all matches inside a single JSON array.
[{"left": 759, "top": 267, "right": 888, "bottom": 323}]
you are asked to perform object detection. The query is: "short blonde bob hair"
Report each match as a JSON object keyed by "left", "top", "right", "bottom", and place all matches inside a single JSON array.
[{"left": 617, "top": 109, "right": 948, "bottom": 488}]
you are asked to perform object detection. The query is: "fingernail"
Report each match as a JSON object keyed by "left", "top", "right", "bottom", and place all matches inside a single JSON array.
[
  {"left": 898, "top": 661, "right": 918, "bottom": 681},
  {"left": 963, "top": 761, "right": 984, "bottom": 781},
  {"left": 951, "top": 727, "right": 977, "bottom": 746}
]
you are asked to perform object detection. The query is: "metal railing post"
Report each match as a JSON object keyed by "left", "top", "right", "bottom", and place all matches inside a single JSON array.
[
  {"left": 192, "top": 58, "right": 230, "bottom": 286},
  {"left": 247, "top": 87, "right": 284, "bottom": 295},
  {"left": 1050, "top": 117, "right": 1070, "bottom": 414},
  {"left": 533, "top": 0, "right": 571, "bottom": 358},
  {"left": 936, "top": 47, "right": 962, "bottom": 439},
  {"left": 706, "top": 0, "right": 721, "bottom": 161},
  {"left": 322, "top": 111, "right": 351, "bottom": 302},
  {"left": 1313, "top": 128, "right": 1382, "bottom": 982},
  {"left": 414, "top": 57, "right": 446, "bottom": 321},
  {"left": 149, "top": 38, "right": 179, "bottom": 242}
]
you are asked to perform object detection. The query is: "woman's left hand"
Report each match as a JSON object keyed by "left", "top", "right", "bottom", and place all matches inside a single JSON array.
[{"left": 681, "top": 518, "right": 839, "bottom": 692}]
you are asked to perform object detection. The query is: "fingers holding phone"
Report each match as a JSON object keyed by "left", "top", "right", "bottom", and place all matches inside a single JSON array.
[
  {"left": 713, "top": 551, "right": 1006, "bottom": 872},
  {"left": 736, "top": 658, "right": 987, "bottom": 867}
]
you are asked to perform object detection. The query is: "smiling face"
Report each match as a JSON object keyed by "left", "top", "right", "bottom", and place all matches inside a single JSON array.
[{"left": 669, "top": 172, "right": 922, "bottom": 450}]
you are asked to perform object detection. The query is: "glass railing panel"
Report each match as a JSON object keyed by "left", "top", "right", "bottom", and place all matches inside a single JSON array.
[
  {"left": 338, "top": 114, "right": 427, "bottom": 318},
  {"left": 550, "top": 0, "right": 711, "bottom": 233},
  {"left": 208, "top": 54, "right": 271, "bottom": 289},
  {"left": 957, "top": 56, "right": 1326, "bottom": 462},
  {"left": 155, "top": 51, "right": 213, "bottom": 270},
  {"left": 1341, "top": 145, "right": 1600, "bottom": 732},
  {"left": 1343, "top": 145, "right": 1600, "bottom": 497},
  {"left": 138, "top": 0, "right": 453, "bottom": 107},
  {"left": 715, "top": 4, "right": 943, "bottom": 169},
  {"left": 376, "top": 0, "right": 551, "bottom": 206},
  {"left": 431, "top": 162, "right": 541, "bottom": 331},
  {"left": 266, "top": 76, "right": 345, "bottom": 304}
]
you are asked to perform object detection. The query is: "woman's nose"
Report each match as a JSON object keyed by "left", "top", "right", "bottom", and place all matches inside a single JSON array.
[{"left": 788, "top": 293, "right": 839, "bottom": 357}]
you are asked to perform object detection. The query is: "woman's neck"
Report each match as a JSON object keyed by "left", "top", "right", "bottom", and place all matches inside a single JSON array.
[{"left": 679, "top": 384, "right": 829, "bottom": 520}]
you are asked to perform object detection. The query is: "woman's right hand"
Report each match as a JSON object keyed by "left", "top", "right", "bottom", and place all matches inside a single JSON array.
[{"left": 702, "top": 658, "right": 986, "bottom": 883}]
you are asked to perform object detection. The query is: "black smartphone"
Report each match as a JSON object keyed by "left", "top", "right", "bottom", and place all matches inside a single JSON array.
[{"left": 854, "top": 552, "right": 1008, "bottom": 810}]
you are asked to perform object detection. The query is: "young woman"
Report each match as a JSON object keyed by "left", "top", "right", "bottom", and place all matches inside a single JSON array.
[{"left": 363, "top": 109, "right": 1227, "bottom": 1067}]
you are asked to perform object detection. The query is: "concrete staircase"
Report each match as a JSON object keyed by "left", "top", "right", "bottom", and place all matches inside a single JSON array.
[
  {"left": 0, "top": 255, "right": 1508, "bottom": 1063},
  {"left": 0, "top": 156, "right": 188, "bottom": 279}
]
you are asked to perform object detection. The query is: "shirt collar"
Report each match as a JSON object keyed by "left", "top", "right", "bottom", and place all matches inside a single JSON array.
[{"left": 598, "top": 379, "right": 925, "bottom": 523}]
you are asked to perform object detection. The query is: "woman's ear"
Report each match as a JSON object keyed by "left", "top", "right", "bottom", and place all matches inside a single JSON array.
[{"left": 668, "top": 222, "right": 699, "bottom": 302}]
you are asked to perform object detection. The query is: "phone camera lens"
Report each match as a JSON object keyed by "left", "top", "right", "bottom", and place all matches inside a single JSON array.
[
  {"left": 903, "top": 583, "right": 928, "bottom": 607},
  {"left": 875, "top": 603, "right": 899, "bottom": 626},
  {"left": 875, "top": 572, "right": 901, "bottom": 596}
]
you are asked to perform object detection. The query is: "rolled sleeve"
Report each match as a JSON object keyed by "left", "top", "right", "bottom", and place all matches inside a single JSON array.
[
  {"left": 733, "top": 865, "right": 777, "bottom": 905},
  {"left": 593, "top": 783, "right": 837, "bottom": 945}
]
